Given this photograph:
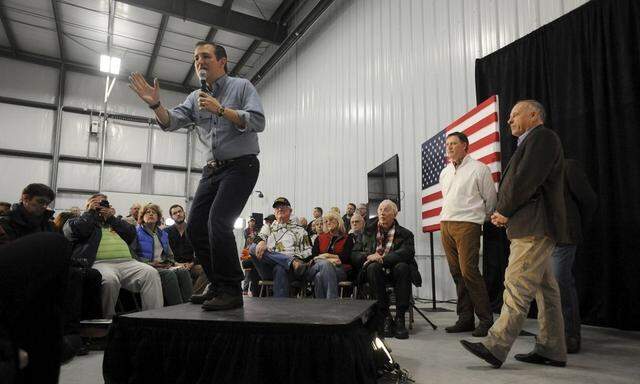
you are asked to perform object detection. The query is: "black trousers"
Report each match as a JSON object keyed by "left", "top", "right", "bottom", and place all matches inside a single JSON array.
[
  {"left": 187, "top": 155, "right": 260, "bottom": 293},
  {"left": 365, "top": 261, "right": 411, "bottom": 315},
  {"left": 0, "top": 232, "right": 71, "bottom": 384},
  {"left": 64, "top": 267, "right": 102, "bottom": 334}
]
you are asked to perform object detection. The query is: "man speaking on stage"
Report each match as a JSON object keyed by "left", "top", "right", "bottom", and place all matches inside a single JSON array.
[{"left": 129, "top": 41, "right": 265, "bottom": 311}]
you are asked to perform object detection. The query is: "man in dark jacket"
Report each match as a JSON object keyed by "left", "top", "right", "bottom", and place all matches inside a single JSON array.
[
  {"left": 351, "top": 199, "right": 421, "bottom": 340},
  {"left": 552, "top": 159, "right": 597, "bottom": 354},
  {"left": 63, "top": 193, "right": 162, "bottom": 319},
  {"left": 461, "top": 100, "right": 569, "bottom": 368},
  {"left": 0, "top": 183, "right": 99, "bottom": 360}
]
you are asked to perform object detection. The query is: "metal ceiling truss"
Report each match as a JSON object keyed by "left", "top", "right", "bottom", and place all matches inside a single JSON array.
[
  {"left": 230, "top": 0, "right": 297, "bottom": 77},
  {"left": 252, "top": 0, "right": 335, "bottom": 85},
  {"left": 0, "top": 0, "right": 18, "bottom": 54},
  {"left": 51, "top": 0, "right": 65, "bottom": 62},
  {"left": 146, "top": 14, "right": 169, "bottom": 79},
  {"left": 182, "top": 0, "right": 234, "bottom": 87},
  {"left": 117, "top": 0, "right": 287, "bottom": 44}
]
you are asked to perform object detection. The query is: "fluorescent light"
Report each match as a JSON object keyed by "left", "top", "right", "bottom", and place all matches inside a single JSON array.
[
  {"left": 100, "top": 55, "right": 110, "bottom": 73},
  {"left": 110, "top": 57, "right": 121, "bottom": 75},
  {"left": 234, "top": 218, "right": 244, "bottom": 230},
  {"left": 100, "top": 55, "right": 121, "bottom": 75}
]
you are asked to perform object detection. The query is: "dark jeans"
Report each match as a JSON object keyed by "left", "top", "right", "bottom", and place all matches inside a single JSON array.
[
  {"left": 0, "top": 232, "right": 71, "bottom": 384},
  {"left": 188, "top": 155, "right": 260, "bottom": 294},
  {"left": 551, "top": 244, "right": 580, "bottom": 340},
  {"left": 241, "top": 259, "right": 260, "bottom": 297},
  {"left": 365, "top": 262, "right": 411, "bottom": 315}
]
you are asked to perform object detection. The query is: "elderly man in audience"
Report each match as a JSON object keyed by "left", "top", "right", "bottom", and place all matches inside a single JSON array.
[
  {"left": 134, "top": 203, "right": 193, "bottom": 305},
  {"left": 249, "top": 197, "right": 311, "bottom": 297},
  {"left": 64, "top": 194, "right": 163, "bottom": 319},
  {"left": 352, "top": 199, "right": 420, "bottom": 340},
  {"left": 166, "top": 204, "right": 208, "bottom": 294},
  {"left": 342, "top": 203, "right": 356, "bottom": 233},
  {"left": 307, "top": 211, "right": 354, "bottom": 298},
  {"left": 124, "top": 203, "right": 141, "bottom": 226},
  {"left": 349, "top": 213, "right": 366, "bottom": 247},
  {"left": 0, "top": 201, "right": 11, "bottom": 216},
  {"left": 1, "top": 184, "right": 101, "bottom": 360}
]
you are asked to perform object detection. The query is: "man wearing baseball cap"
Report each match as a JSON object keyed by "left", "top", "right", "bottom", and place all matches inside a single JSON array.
[{"left": 249, "top": 197, "right": 311, "bottom": 297}]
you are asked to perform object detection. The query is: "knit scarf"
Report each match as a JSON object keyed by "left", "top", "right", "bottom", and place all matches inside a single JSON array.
[{"left": 376, "top": 223, "right": 395, "bottom": 257}]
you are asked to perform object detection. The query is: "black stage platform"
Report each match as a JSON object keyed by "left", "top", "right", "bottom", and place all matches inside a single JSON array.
[{"left": 103, "top": 298, "right": 380, "bottom": 384}]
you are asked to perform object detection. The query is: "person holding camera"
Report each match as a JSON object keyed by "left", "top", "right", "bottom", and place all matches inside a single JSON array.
[{"left": 63, "top": 194, "right": 163, "bottom": 319}]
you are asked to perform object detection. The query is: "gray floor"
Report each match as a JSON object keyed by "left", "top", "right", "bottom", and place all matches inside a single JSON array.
[{"left": 60, "top": 303, "right": 640, "bottom": 384}]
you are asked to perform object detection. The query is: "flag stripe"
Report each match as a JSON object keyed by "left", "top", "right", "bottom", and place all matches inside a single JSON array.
[
  {"left": 421, "top": 207, "right": 442, "bottom": 219},
  {"left": 469, "top": 132, "right": 500, "bottom": 153},
  {"left": 445, "top": 95, "right": 497, "bottom": 132},
  {"left": 421, "top": 191, "right": 442, "bottom": 204}
]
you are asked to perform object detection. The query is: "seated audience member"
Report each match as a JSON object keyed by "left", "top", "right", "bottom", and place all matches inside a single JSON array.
[
  {"left": 249, "top": 197, "right": 311, "bottom": 297},
  {"left": 330, "top": 207, "right": 341, "bottom": 215},
  {"left": 135, "top": 203, "right": 193, "bottom": 305},
  {"left": 166, "top": 204, "right": 208, "bottom": 294},
  {"left": 310, "top": 216, "right": 326, "bottom": 244},
  {"left": 0, "top": 183, "right": 55, "bottom": 245},
  {"left": 349, "top": 213, "right": 366, "bottom": 246},
  {"left": 0, "top": 201, "right": 10, "bottom": 216},
  {"left": 342, "top": 203, "right": 356, "bottom": 232},
  {"left": 244, "top": 218, "right": 257, "bottom": 246},
  {"left": 352, "top": 199, "right": 420, "bottom": 340},
  {"left": 357, "top": 203, "right": 368, "bottom": 221},
  {"left": 54, "top": 210, "right": 103, "bottom": 321},
  {"left": 307, "top": 207, "right": 323, "bottom": 235},
  {"left": 307, "top": 211, "right": 354, "bottom": 298},
  {"left": 0, "top": 184, "right": 98, "bottom": 359},
  {"left": 299, "top": 217, "right": 308, "bottom": 228},
  {"left": 0, "top": 232, "right": 71, "bottom": 384},
  {"left": 68, "top": 206, "right": 82, "bottom": 217},
  {"left": 124, "top": 203, "right": 141, "bottom": 226},
  {"left": 64, "top": 194, "right": 163, "bottom": 319}
]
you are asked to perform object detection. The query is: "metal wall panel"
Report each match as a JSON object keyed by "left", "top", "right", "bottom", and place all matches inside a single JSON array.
[
  {"left": 0, "top": 103, "right": 54, "bottom": 153},
  {"left": 102, "top": 165, "right": 142, "bottom": 193},
  {"left": 0, "top": 57, "right": 59, "bottom": 104},
  {"left": 59, "top": 112, "right": 101, "bottom": 158},
  {"left": 252, "top": 0, "right": 589, "bottom": 299},
  {"left": 151, "top": 128, "right": 187, "bottom": 167},
  {"left": 57, "top": 161, "right": 100, "bottom": 191},
  {"left": 153, "top": 169, "right": 185, "bottom": 196},
  {"left": 0, "top": 155, "right": 50, "bottom": 203}
]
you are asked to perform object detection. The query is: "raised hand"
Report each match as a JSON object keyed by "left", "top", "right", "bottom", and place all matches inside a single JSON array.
[{"left": 129, "top": 72, "right": 160, "bottom": 106}]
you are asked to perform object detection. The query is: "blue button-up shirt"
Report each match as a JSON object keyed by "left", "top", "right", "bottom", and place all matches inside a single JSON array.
[
  {"left": 517, "top": 124, "right": 542, "bottom": 147},
  {"left": 159, "top": 75, "right": 265, "bottom": 161}
]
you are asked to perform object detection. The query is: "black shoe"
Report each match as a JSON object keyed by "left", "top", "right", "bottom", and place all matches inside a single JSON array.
[
  {"left": 446, "top": 321, "right": 475, "bottom": 333},
  {"left": 567, "top": 337, "right": 581, "bottom": 354},
  {"left": 460, "top": 340, "right": 502, "bottom": 368},
  {"left": 190, "top": 284, "right": 215, "bottom": 304},
  {"left": 382, "top": 315, "right": 396, "bottom": 338},
  {"left": 514, "top": 352, "right": 566, "bottom": 367},
  {"left": 395, "top": 314, "right": 409, "bottom": 340},
  {"left": 472, "top": 322, "right": 492, "bottom": 337},
  {"left": 202, "top": 291, "right": 243, "bottom": 311}
]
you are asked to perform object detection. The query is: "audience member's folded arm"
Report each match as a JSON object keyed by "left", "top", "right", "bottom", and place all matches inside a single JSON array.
[{"left": 383, "top": 230, "right": 415, "bottom": 266}]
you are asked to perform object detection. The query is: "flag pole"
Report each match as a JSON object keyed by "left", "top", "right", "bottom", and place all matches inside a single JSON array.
[{"left": 430, "top": 231, "right": 437, "bottom": 310}]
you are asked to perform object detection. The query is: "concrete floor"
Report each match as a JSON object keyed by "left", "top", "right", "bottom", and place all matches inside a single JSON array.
[{"left": 60, "top": 303, "right": 640, "bottom": 384}]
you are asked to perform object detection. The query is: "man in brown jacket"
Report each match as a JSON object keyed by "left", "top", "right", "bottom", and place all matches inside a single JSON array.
[{"left": 460, "top": 100, "right": 568, "bottom": 368}]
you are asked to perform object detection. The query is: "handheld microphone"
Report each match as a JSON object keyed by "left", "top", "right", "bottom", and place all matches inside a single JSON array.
[{"left": 198, "top": 69, "right": 208, "bottom": 92}]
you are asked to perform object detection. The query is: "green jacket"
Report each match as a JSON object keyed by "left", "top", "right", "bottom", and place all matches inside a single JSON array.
[{"left": 350, "top": 218, "right": 422, "bottom": 287}]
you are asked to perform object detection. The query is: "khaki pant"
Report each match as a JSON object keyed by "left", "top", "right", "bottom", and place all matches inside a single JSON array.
[
  {"left": 441, "top": 221, "right": 492, "bottom": 325},
  {"left": 483, "top": 236, "right": 566, "bottom": 362}
]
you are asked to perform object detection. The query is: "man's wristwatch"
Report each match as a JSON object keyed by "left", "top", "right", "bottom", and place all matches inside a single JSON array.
[
  {"left": 217, "top": 106, "right": 225, "bottom": 117},
  {"left": 149, "top": 101, "right": 161, "bottom": 110}
]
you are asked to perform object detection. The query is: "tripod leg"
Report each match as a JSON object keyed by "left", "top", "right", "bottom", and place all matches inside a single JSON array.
[{"left": 413, "top": 304, "right": 437, "bottom": 330}]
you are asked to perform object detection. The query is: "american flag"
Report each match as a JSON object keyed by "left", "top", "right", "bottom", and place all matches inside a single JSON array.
[{"left": 421, "top": 95, "right": 501, "bottom": 233}]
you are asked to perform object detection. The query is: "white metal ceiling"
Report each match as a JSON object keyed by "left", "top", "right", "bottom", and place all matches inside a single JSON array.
[{"left": 0, "top": 0, "right": 288, "bottom": 89}]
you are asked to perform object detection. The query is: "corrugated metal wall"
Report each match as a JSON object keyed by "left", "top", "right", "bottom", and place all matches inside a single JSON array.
[{"left": 252, "top": 0, "right": 589, "bottom": 298}]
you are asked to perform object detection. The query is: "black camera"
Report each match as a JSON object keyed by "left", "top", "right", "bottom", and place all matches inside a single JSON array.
[{"left": 99, "top": 200, "right": 110, "bottom": 208}]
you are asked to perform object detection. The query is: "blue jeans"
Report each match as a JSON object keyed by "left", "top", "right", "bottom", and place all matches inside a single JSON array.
[
  {"left": 248, "top": 244, "right": 293, "bottom": 297},
  {"left": 306, "top": 259, "right": 347, "bottom": 299},
  {"left": 551, "top": 244, "right": 580, "bottom": 340}
]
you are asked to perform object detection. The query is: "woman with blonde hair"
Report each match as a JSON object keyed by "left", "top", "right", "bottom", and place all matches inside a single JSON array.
[
  {"left": 134, "top": 203, "right": 193, "bottom": 305},
  {"left": 307, "top": 211, "right": 354, "bottom": 298}
]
